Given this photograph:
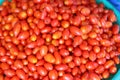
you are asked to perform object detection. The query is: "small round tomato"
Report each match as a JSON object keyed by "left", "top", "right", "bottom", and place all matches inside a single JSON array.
[
  {"left": 89, "top": 73, "right": 100, "bottom": 80},
  {"left": 48, "top": 70, "right": 58, "bottom": 80}
]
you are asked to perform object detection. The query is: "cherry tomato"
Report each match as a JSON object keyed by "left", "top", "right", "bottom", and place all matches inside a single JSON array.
[{"left": 48, "top": 70, "right": 58, "bottom": 80}]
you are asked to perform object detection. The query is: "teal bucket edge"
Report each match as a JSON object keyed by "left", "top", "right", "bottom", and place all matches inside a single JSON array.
[
  {"left": 0, "top": 0, "right": 4, "bottom": 5},
  {"left": 96, "top": 0, "right": 120, "bottom": 26}
]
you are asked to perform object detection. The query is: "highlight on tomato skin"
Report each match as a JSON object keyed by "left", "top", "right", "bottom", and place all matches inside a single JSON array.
[{"left": 0, "top": 0, "right": 120, "bottom": 80}]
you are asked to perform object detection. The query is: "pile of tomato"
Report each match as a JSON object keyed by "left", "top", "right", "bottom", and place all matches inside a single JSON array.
[{"left": 0, "top": 0, "right": 120, "bottom": 80}]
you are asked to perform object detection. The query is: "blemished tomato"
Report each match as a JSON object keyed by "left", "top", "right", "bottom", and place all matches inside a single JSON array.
[{"left": 0, "top": 0, "right": 120, "bottom": 80}]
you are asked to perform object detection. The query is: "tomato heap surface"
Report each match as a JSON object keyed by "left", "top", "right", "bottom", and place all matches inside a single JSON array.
[{"left": 0, "top": 0, "right": 120, "bottom": 80}]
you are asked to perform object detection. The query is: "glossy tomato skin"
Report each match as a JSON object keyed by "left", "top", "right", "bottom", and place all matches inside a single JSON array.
[
  {"left": 16, "top": 69, "right": 27, "bottom": 79},
  {"left": 62, "top": 74, "right": 73, "bottom": 80},
  {"left": 11, "top": 76, "right": 20, "bottom": 80},
  {"left": 60, "top": 49, "right": 70, "bottom": 57},
  {"left": 104, "top": 60, "right": 115, "bottom": 69},
  {"left": 81, "top": 72, "right": 89, "bottom": 80},
  {"left": 37, "top": 66, "right": 48, "bottom": 76},
  {"left": 39, "top": 45, "right": 48, "bottom": 57},
  {"left": 48, "top": 69, "right": 58, "bottom": 80},
  {"left": 102, "top": 70, "right": 110, "bottom": 79},
  {"left": 14, "top": 60, "right": 23, "bottom": 69},
  {"left": 55, "top": 64, "right": 68, "bottom": 71},
  {"left": 4, "top": 69, "right": 15, "bottom": 77},
  {"left": 44, "top": 53, "right": 56, "bottom": 63},
  {"left": 73, "top": 47, "right": 82, "bottom": 57},
  {"left": 109, "top": 66, "right": 117, "bottom": 74},
  {"left": 89, "top": 73, "right": 100, "bottom": 80},
  {"left": 72, "top": 67, "right": 79, "bottom": 76},
  {"left": 63, "top": 56, "right": 73, "bottom": 63},
  {"left": 70, "top": 26, "right": 82, "bottom": 36},
  {"left": 95, "top": 65, "right": 105, "bottom": 74},
  {"left": 27, "top": 55, "right": 38, "bottom": 64},
  {"left": 44, "top": 63, "right": 53, "bottom": 71},
  {"left": 0, "top": 62, "right": 9, "bottom": 70},
  {"left": 89, "top": 51, "right": 97, "bottom": 61}
]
